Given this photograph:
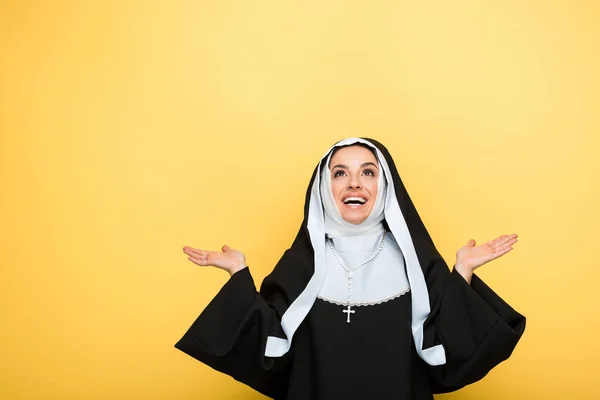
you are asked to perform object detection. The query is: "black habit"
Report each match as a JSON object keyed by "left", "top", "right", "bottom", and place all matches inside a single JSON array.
[{"left": 174, "top": 138, "right": 526, "bottom": 399}]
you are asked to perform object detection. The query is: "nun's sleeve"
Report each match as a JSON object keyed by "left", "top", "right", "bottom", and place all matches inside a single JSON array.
[
  {"left": 425, "top": 266, "right": 526, "bottom": 393},
  {"left": 174, "top": 255, "right": 298, "bottom": 399}
]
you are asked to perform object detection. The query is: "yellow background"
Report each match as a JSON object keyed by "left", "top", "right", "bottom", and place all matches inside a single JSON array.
[{"left": 1, "top": 1, "right": 599, "bottom": 399}]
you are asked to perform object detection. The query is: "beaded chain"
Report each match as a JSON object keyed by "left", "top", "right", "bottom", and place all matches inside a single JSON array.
[{"left": 327, "top": 230, "right": 387, "bottom": 323}]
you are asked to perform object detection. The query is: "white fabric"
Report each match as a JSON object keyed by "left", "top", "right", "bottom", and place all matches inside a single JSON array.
[
  {"left": 319, "top": 150, "right": 386, "bottom": 237},
  {"left": 265, "top": 137, "right": 447, "bottom": 366},
  {"left": 265, "top": 158, "right": 328, "bottom": 357},
  {"left": 318, "top": 231, "right": 410, "bottom": 304}
]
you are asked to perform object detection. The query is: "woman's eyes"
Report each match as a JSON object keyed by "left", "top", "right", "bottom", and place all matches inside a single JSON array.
[{"left": 332, "top": 169, "right": 376, "bottom": 178}]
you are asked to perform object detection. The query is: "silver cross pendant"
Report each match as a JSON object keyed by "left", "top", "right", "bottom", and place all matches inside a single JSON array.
[{"left": 343, "top": 305, "right": 355, "bottom": 323}]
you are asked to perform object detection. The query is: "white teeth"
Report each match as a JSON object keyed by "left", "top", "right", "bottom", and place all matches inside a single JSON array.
[{"left": 343, "top": 197, "right": 367, "bottom": 204}]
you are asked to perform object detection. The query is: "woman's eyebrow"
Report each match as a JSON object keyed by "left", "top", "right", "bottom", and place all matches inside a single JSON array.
[
  {"left": 361, "top": 162, "right": 378, "bottom": 169},
  {"left": 331, "top": 162, "right": 379, "bottom": 170},
  {"left": 331, "top": 164, "right": 349, "bottom": 170}
]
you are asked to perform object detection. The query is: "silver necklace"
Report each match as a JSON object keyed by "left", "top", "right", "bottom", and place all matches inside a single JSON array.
[{"left": 327, "top": 231, "right": 387, "bottom": 323}]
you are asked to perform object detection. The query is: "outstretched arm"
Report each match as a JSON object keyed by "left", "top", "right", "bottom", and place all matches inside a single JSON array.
[
  {"left": 176, "top": 244, "right": 295, "bottom": 398},
  {"left": 420, "top": 233, "right": 525, "bottom": 392}
]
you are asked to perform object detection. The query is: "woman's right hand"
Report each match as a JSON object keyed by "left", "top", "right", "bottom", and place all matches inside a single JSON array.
[{"left": 183, "top": 244, "right": 247, "bottom": 276}]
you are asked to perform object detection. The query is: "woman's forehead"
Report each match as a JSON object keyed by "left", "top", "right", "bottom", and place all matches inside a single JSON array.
[{"left": 328, "top": 144, "right": 379, "bottom": 167}]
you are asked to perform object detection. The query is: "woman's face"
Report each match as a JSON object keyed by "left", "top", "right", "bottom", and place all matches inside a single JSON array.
[{"left": 329, "top": 145, "right": 379, "bottom": 224}]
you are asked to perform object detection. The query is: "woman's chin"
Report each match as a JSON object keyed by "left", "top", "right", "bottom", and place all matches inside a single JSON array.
[
  {"left": 340, "top": 213, "right": 369, "bottom": 225},
  {"left": 337, "top": 202, "right": 374, "bottom": 225}
]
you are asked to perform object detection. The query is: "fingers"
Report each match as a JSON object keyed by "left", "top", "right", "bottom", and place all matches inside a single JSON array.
[
  {"left": 183, "top": 246, "right": 210, "bottom": 259},
  {"left": 182, "top": 246, "right": 215, "bottom": 267},
  {"left": 182, "top": 244, "right": 237, "bottom": 269},
  {"left": 491, "top": 234, "right": 518, "bottom": 245},
  {"left": 486, "top": 234, "right": 518, "bottom": 251},
  {"left": 495, "top": 235, "right": 518, "bottom": 250},
  {"left": 187, "top": 255, "right": 208, "bottom": 266},
  {"left": 489, "top": 234, "right": 517, "bottom": 260},
  {"left": 183, "top": 244, "right": 232, "bottom": 257},
  {"left": 470, "top": 234, "right": 517, "bottom": 263},
  {"left": 493, "top": 246, "right": 514, "bottom": 259}
]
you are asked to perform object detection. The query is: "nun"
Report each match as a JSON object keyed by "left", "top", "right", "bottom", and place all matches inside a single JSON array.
[{"left": 176, "top": 138, "right": 526, "bottom": 399}]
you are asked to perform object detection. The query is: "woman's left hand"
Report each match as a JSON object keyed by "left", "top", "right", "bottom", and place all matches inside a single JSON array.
[{"left": 454, "top": 234, "right": 518, "bottom": 284}]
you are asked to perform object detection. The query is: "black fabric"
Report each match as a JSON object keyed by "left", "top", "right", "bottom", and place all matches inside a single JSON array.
[
  {"left": 174, "top": 138, "right": 526, "bottom": 399},
  {"left": 289, "top": 294, "right": 413, "bottom": 399}
]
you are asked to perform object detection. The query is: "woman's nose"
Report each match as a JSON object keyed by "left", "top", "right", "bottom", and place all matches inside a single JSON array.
[{"left": 348, "top": 175, "right": 361, "bottom": 189}]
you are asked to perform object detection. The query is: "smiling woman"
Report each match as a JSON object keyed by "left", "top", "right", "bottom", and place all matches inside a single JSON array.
[
  {"left": 176, "top": 138, "right": 525, "bottom": 400},
  {"left": 328, "top": 145, "right": 380, "bottom": 224}
]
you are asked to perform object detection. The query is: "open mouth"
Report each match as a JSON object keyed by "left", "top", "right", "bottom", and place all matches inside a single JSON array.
[{"left": 342, "top": 196, "right": 367, "bottom": 207}]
